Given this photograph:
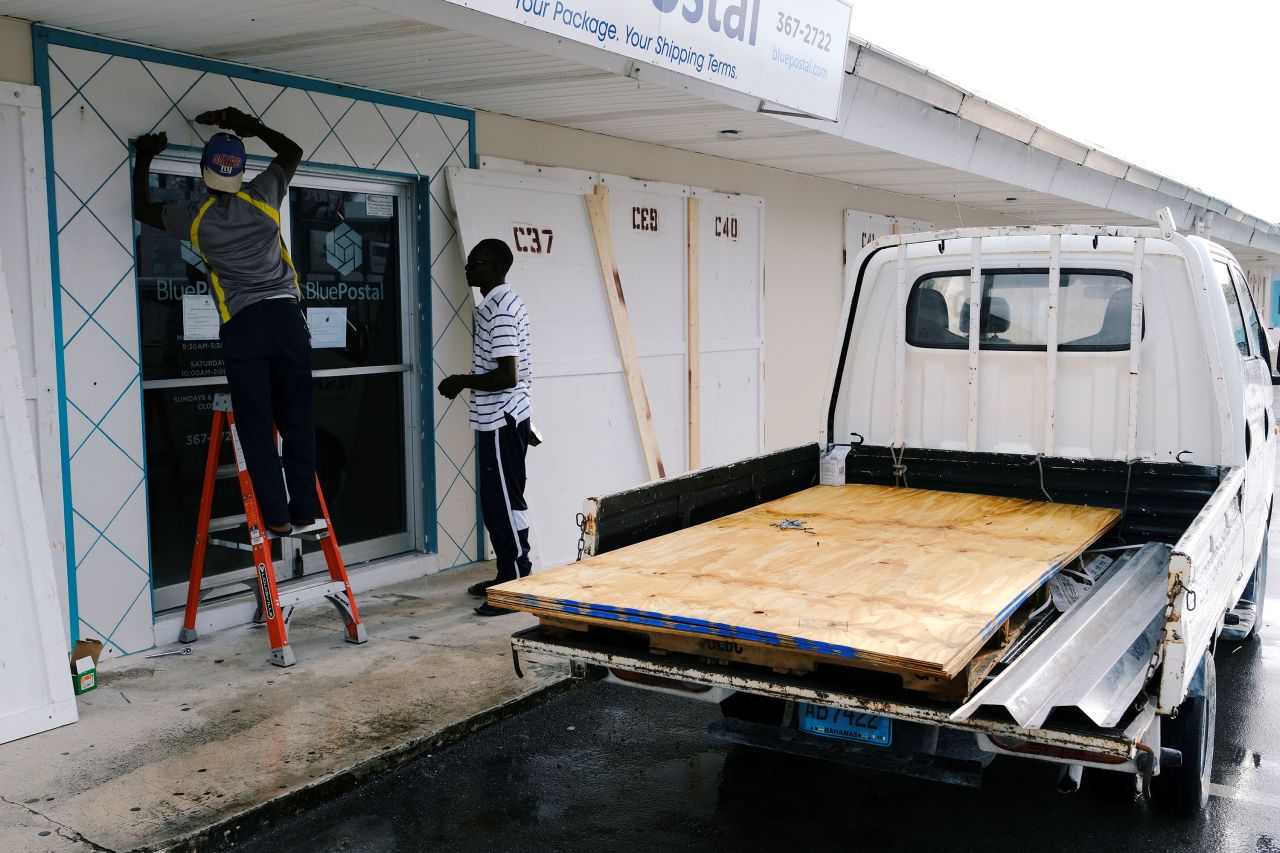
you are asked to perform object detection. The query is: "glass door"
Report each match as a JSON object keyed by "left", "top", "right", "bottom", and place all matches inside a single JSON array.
[
  {"left": 284, "top": 176, "right": 419, "bottom": 581},
  {"left": 138, "top": 159, "right": 420, "bottom": 612}
]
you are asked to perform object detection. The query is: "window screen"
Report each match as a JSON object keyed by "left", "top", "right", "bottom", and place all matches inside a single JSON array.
[{"left": 907, "top": 270, "right": 1135, "bottom": 351}]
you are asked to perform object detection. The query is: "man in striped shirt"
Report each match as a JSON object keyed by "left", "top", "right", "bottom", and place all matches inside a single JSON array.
[{"left": 438, "top": 239, "right": 534, "bottom": 616}]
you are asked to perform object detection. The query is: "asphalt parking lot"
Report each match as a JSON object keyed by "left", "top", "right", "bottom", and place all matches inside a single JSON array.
[{"left": 236, "top": 609, "right": 1279, "bottom": 853}]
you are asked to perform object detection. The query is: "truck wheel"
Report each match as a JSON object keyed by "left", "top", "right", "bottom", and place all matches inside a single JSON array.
[
  {"left": 1246, "top": 532, "right": 1268, "bottom": 640},
  {"left": 1151, "top": 654, "right": 1217, "bottom": 815}
]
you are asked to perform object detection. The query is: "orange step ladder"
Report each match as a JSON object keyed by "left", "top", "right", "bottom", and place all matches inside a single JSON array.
[{"left": 179, "top": 393, "right": 367, "bottom": 666}]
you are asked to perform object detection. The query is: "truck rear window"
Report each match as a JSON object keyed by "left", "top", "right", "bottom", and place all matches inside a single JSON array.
[{"left": 907, "top": 269, "right": 1135, "bottom": 351}]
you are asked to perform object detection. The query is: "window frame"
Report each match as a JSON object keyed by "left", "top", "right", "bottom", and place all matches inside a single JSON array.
[{"left": 905, "top": 267, "right": 1138, "bottom": 353}]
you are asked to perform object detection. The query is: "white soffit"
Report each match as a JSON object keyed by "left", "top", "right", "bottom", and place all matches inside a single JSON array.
[{"left": 3, "top": 0, "right": 1278, "bottom": 264}]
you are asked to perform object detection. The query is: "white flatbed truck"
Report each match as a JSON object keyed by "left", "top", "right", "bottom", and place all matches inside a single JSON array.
[{"left": 510, "top": 209, "right": 1273, "bottom": 814}]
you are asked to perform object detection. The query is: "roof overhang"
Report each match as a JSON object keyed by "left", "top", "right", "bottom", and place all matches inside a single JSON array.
[{"left": 5, "top": 0, "right": 1278, "bottom": 265}]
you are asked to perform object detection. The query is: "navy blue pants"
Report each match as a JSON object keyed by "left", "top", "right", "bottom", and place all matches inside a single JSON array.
[
  {"left": 477, "top": 415, "right": 533, "bottom": 583},
  {"left": 220, "top": 299, "right": 318, "bottom": 527}
]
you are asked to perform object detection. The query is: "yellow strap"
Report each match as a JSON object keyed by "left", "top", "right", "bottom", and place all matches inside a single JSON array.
[
  {"left": 234, "top": 191, "right": 281, "bottom": 227},
  {"left": 278, "top": 239, "right": 302, "bottom": 296},
  {"left": 235, "top": 192, "right": 301, "bottom": 296},
  {"left": 190, "top": 197, "right": 231, "bottom": 323}
]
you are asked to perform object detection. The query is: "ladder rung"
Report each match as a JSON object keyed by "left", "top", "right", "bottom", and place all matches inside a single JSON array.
[
  {"left": 244, "top": 577, "right": 347, "bottom": 608},
  {"left": 208, "top": 514, "right": 247, "bottom": 532},
  {"left": 280, "top": 580, "right": 347, "bottom": 608},
  {"left": 216, "top": 464, "right": 239, "bottom": 479},
  {"left": 208, "top": 537, "right": 253, "bottom": 552}
]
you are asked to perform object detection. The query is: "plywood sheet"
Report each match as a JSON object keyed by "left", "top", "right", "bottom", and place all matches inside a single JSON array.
[{"left": 491, "top": 485, "right": 1120, "bottom": 678}]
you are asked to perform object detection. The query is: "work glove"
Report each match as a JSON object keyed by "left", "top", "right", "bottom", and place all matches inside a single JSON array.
[
  {"left": 135, "top": 131, "right": 168, "bottom": 157},
  {"left": 195, "top": 106, "right": 261, "bottom": 138}
]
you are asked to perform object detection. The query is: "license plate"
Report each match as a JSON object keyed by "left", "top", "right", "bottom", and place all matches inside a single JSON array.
[{"left": 798, "top": 703, "right": 892, "bottom": 746}]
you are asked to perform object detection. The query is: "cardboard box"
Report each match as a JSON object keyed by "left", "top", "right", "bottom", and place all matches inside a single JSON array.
[
  {"left": 72, "top": 657, "right": 97, "bottom": 695},
  {"left": 819, "top": 446, "right": 848, "bottom": 486},
  {"left": 69, "top": 638, "right": 103, "bottom": 695}
]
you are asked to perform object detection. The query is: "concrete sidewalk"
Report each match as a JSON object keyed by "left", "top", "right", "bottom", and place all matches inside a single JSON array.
[{"left": 0, "top": 563, "right": 569, "bottom": 853}]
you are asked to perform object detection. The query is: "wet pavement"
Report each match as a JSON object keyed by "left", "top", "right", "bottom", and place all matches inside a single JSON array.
[{"left": 236, "top": 591, "right": 1280, "bottom": 853}]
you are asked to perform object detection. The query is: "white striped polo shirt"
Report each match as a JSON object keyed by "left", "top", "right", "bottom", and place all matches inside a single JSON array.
[{"left": 469, "top": 283, "right": 532, "bottom": 431}]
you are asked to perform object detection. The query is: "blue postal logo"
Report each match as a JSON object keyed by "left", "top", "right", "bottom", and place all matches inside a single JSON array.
[
  {"left": 651, "top": 0, "right": 680, "bottom": 10},
  {"left": 324, "top": 223, "right": 363, "bottom": 276}
]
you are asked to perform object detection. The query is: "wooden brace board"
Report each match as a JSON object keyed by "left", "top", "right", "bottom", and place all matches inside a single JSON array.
[
  {"left": 585, "top": 184, "right": 666, "bottom": 480},
  {"left": 491, "top": 484, "right": 1121, "bottom": 678}
]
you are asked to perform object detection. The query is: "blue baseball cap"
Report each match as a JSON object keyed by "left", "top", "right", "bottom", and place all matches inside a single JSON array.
[{"left": 201, "top": 132, "right": 245, "bottom": 192}]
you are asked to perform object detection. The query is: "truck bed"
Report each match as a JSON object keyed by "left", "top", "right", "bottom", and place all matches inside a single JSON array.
[{"left": 490, "top": 483, "right": 1119, "bottom": 680}]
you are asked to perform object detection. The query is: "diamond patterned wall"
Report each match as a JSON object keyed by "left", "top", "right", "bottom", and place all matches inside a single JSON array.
[{"left": 38, "top": 33, "right": 477, "bottom": 657}]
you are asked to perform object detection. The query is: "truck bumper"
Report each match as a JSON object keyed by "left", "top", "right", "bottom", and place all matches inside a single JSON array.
[{"left": 515, "top": 626, "right": 1155, "bottom": 767}]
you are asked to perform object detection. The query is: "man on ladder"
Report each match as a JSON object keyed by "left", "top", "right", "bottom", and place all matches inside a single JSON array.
[
  {"left": 438, "top": 239, "right": 535, "bottom": 616},
  {"left": 133, "top": 108, "right": 315, "bottom": 536}
]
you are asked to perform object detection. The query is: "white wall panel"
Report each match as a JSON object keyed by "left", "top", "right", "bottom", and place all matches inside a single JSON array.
[
  {"left": 0, "top": 86, "right": 69, "bottom": 641},
  {"left": 449, "top": 165, "right": 765, "bottom": 567},
  {"left": 694, "top": 190, "right": 765, "bottom": 468},
  {"left": 0, "top": 246, "right": 78, "bottom": 745}
]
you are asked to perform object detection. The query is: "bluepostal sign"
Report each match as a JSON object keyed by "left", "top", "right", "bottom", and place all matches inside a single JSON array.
[{"left": 443, "top": 0, "right": 852, "bottom": 120}]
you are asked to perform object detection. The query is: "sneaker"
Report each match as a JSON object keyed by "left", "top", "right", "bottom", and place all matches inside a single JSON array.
[
  {"left": 474, "top": 603, "right": 517, "bottom": 617},
  {"left": 467, "top": 579, "right": 500, "bottom": 598}
]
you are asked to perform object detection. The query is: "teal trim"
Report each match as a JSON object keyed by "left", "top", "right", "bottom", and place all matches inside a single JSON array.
[
  {"left": 418, "top": 178, "right": 438, "bottom": 555},
  {"left": 34, "top": 26, "right": 474, "bottom": 124},
  {"left": 33, "top": 28, "right": 80, "bottom": 643}
]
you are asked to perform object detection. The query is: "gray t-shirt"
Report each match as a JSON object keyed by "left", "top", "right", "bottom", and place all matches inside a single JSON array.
[{"left": 161, "top": 163, "right": 299, "bottom": 322}]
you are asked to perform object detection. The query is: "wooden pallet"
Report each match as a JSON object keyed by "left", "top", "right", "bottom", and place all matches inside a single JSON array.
[
  {"left": 537, "top": 588, "right": 1044, "bottom": 701},
  {"left": 493, "top": 484, "right": 1120, "bottom": 680}
]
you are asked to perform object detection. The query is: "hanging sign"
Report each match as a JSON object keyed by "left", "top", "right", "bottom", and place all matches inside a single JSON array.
[{"left": 442, "top": 0, "right": 852, "bottom": 120}]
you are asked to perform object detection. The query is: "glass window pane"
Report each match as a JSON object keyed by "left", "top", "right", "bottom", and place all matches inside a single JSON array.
[
  {"left": 978, "top": 272, "right": 1046, "bottom": 347},
  {"left": 288, "top": 187, "right": 403, "bottom": 370},
  {"left": 907, "top": 270, "right": 1134, "bottom": 351},
  {"left": 1058, "top": 273, "right": 1134, "bottom": 350},
  {"left": 137, "top": 173, "right": 227, "bottom": 381},
  {"left": 1215, "top": 262, "right": 1251, "bottom": 357},
  {"left": 906, "top": 274, "right": 969, "bottom": 347},
  {"left": 1230, "top": 266, "right": 1266, "bottom": 360},
  {"left": 312, "top": 373, "right": 407, "bottom": 545}
]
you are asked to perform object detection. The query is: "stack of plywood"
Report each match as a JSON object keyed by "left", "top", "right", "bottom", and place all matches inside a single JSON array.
[{"left": 490, "top": 485, "right": 1121, "bottom": 681}]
